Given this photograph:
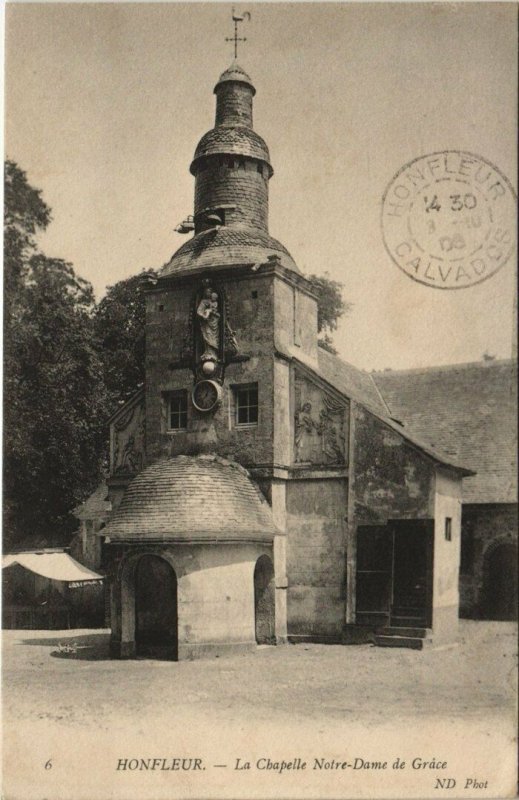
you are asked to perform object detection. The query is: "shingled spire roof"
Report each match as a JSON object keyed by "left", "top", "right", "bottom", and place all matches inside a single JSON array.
[{"left": 161, "top": 60, "right": 299, "bottom": 277}]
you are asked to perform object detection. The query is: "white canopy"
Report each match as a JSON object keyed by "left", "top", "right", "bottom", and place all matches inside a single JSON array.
[{"left": 2, "top": 552, "right": 103, "bottom": 583}]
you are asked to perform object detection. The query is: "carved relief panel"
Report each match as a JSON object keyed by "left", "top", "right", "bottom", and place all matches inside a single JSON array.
[
  {"left": 294, "top": 376, "right": 348, "bottom": 466},
  {"left": 111, "top": 398, "right": 145, "bottom": 475}
]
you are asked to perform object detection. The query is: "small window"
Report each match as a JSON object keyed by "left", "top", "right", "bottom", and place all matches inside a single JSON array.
[
  {"left": 251, "top": 290, "right": 258, "bottom": 299},
  {"left": 235, "top": 384, "right": 258, "bottom": 426},
  {"left": 445, "top": 517, "right": 452, "bottom": 541},
  {"left": 169, "top": 391, "right": 188, "bottom": 430}
]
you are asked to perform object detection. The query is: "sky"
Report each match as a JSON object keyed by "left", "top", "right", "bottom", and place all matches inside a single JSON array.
[{"left": 4, "top": 2, "right": 517, "bottom": 371}]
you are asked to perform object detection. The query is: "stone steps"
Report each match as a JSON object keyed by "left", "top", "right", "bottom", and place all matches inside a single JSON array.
[
  {"left": 390, "top": 616, "right": 427, "bottom": 628},
  {"left": 378, "top": 626, "right": 427, "bottom": 638},
  {"left": 374, "top": 634, "right": 425, "bottom": 650}
]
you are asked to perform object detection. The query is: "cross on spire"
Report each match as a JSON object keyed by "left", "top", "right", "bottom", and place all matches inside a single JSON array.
[{"left": 225, "top": 8, "right": 250, "bottom": 60}]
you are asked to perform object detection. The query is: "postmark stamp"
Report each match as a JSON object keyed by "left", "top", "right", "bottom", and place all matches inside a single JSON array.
[{"left": 381, "top": 151, "right": 516, "bottom": 289}]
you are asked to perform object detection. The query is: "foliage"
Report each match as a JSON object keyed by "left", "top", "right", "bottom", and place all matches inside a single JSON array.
[
  {"left": 3, "top": 160, "right": 108, "bottom": 548},
  {"left": 3, "top": 161, "right": 352, "bottom": 547},
  {"left": 93, "top": 270, "right": 156, "bottom": 406},
  {"left": 306, "top": 272, "right": 352, "bottom": 355},
  {"left": 316, "top": 334, "right": 338, "bottom": 354}
]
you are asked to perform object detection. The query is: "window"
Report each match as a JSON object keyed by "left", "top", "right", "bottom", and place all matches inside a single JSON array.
[
  {"left": 445, "top": 517, "right": 452, "bottom": 542},
  {"left": 169, "top": 391, "right": 188, "bottom": 430},
  {"left": 235, "top": 384, "right": 259, "bottom": 426}
]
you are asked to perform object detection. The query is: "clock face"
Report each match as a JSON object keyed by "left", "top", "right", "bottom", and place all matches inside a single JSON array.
[{"left": 192, "top": 380, "right": 221, "bottom": 412}]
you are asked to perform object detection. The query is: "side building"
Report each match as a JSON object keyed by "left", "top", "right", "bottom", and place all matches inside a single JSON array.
[{"left": 374, "top": 360, "right": 518, "bottom": 621}]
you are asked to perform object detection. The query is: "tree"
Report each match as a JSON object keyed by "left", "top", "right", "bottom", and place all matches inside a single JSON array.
[
  {"left": 3, "top": 160, "right": 108, "bottom": 549},
  {"left": 306, "top": 272, "right": 352, "bottom": 354},
  {"left": 93, "top": 270, "right": 156, "bottom": 406},
  {"left": 93, "top": 270, "right": 350, "bottom": 405}
]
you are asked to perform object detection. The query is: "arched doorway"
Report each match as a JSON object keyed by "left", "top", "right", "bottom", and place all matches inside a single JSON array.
[
  {"left": 254, "top": 555, "right": 275, "bottom": 645},
  {"left": 135, "top": 555, "right": 178, "bottom": 659},
  {"left": 481, "top": 542, "right": 518, "bottom": 621}
]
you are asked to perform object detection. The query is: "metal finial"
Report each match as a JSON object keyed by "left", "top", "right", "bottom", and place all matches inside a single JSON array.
[{"left": 225, "top": 8, "right": 250, "bottom": 60}]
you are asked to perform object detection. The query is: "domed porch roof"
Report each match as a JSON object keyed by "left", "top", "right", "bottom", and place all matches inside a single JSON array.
[{"left": 103, "top": 455, "right": 277, "bottom": 545}]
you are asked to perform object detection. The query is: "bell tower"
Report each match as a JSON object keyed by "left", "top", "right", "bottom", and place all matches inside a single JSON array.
[
  {"left": 143, "top": 18, "right": 320, "bottom": 473},
  {"left": 190, "top": 63, "right": 273, "bottom": 235}
]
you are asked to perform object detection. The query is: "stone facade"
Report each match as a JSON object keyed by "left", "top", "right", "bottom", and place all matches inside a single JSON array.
[{"left": 99, "top": 61, "right": 470, "bottom": 660}]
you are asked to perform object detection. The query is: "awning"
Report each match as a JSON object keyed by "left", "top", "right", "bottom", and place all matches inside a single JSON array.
[{"left": 2, "top": 552, "right": 104, "bottom": 584}]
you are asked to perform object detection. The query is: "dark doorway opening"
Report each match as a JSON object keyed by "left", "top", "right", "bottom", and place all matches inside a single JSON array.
[
  {"left": 254, "top": 555, "right": 276, "bottom": 645},
  {"left": 135, "top": 556, "right": 178, "bottom": 660},
  {"left": 481, "top": 543, "right": 518, "bottom": 621},
  {"left": 356, "top": 520, "right": 434, "bottom": 629}
]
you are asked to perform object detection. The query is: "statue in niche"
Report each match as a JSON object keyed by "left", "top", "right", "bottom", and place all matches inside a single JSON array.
[{"left": 197, "top": 287, "right": 221, "bottom": 362}]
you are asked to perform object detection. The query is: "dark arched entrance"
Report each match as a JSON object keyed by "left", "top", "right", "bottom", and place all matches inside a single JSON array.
[
  {"left": 254, "top": 555, "right": 275, "bottom": 645},
  {"left": 481, "top": 543, "right": 518, "bottom": 621},
  {"left": 135, "top": 555, "right": 178, "bottom": 659}
]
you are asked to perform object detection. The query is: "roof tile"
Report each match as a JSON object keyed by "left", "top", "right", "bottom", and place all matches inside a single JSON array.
[
  {"left": 104, "top": 455, "right": 278, "bottom": 544},
  {"left": 374, "top": 360, "right": 517, "bottom": 503}
]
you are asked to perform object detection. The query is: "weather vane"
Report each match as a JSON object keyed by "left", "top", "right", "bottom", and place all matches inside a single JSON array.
[{"left": 226, "top": 8, "right": 251, "bottom": 60}]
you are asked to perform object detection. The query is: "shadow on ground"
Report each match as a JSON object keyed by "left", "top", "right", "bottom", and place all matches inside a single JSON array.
[{"left": 18, "top": 632, "right": 111, "bottom": 660}]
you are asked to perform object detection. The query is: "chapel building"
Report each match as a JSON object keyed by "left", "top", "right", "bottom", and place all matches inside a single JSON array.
[{"left": 101, "top": 62, "right": 472, "bottom": 660}]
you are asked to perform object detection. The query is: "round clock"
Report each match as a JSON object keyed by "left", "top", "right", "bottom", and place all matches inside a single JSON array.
[{"left": 192, "top": 379, "right": 222, "bottom": 412}]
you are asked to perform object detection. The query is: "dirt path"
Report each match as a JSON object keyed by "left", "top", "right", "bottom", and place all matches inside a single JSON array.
[{"left": 2, "top": 621, "right": 517, "bottom": 800}]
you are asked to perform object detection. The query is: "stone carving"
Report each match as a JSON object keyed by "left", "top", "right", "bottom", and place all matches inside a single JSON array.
[
  {"left": 294, "top": 378, "right": 347, "bottom": 466},
  {"left": 112, "top": 400, "right": 145, "bottom": 475},
  {"left": 197, "top": 287, "right": 221, "bottom": 363},
  {"left": 295, "top": 402, "right": 320, "bottom": 462},
  {"left": 113, "top": 405, "right": 136, "bottom": 433},
  {"left": 224, "top": 319, "right": 239, "bottom": 357},
  {"left": 174, "top": 282, "right": 244, "bottom": 384}
]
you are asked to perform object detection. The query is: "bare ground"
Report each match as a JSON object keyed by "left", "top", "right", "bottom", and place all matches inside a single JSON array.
[{"left": 2, "top": 621, "right": 517, "bottom": 800}]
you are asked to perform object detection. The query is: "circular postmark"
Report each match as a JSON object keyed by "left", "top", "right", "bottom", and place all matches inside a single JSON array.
[{"left": 381, "top": 151, "right": 516, "bottom": 289}]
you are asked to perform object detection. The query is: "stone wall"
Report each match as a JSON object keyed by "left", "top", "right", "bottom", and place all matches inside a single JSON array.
[
  {"left": 285, "top": 478, "right": 347, "bottom": 641},
  {"left": 432, "top": 469, "right": 463, "bottom": 643},
  {"left": 353, "top": 405, "right": 435, "bottom": 524},
  {"left": 459, "top": 503, "right": 518, "bottom": 618},
  {"left": 109, "top": 541, "right": 273, "bottom": 660},
  {"left": 274, "top": 279, "right": 318, "bottom": 366},
  {"left": 145, "top": 272, "right": 276, "bottom": 466}
]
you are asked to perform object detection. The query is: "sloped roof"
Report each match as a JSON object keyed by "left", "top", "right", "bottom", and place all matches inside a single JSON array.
[
  {"left": 373, "top": 359, "right": 517, "bottom": 504},
  {"left": 215, "top": 62, "right": 255, "bottom": 93},
  {"left": 191, "top": 127, "right": 271, "bottom": 173},
  {"left": 317, "top": 348, "right": 390, "bottom": 418},
  {"left": 161, "top": 226, "right": 299, "bottom": 275},
  {"left": 73, "top": 481, "right": 112, "bottom": 521},
  {"left": 310, "top": 348, "right": 471, "bottom": 473},
  {"left": 103, "top": 455, "right": 278, "bottom": 544}
]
